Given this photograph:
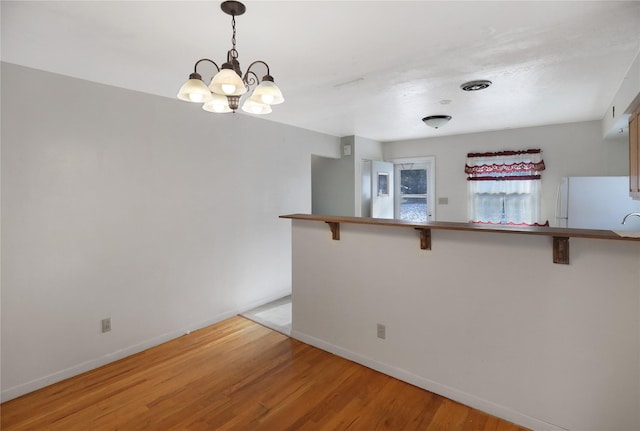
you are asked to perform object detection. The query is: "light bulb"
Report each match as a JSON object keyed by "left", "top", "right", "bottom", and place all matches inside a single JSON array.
[
  {"left": 177, "top": 76, "right": 212, "bottom": 103},
  {"left": 202, "top": 93, "right": 232, "bottom": 113},
  {"left": 251, "top": 79, "right": 284, "bottom": 105},
  {"left": 241, "top": 97, "right": 272, "bottom": 115},
  {"left": 221, "top": 84, "right": 236, "bottom": 95},
  {"left": 261, "top": 94, "right": 275, "bottom": 104},
  {"left": 207, "top": 102, "right": 227, "bottom": 113},
  {"left": 189, "top": 93, "right": 204, "bottom": 103}
]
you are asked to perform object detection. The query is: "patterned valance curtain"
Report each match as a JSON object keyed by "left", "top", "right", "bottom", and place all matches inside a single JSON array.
[{"left": 466, "top": 149, "right": 548, "bottom": 226}]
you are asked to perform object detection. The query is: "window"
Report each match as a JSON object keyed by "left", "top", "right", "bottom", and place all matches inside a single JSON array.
[
  {"left": 465, "top": 149, "right": 548, "bottom": 226},
  {"left": 394, "top": 158, "right": 434, "bottom": 222},
  {"left": 377, "top": 172, "right": 389, "bottom": 196}
]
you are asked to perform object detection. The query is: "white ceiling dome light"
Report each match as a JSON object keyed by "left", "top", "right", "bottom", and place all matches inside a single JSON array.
[
  {"left": 460, "top": 80, "right": 492, "bottom": 92},
  {"left": 422, "top": 115, "right": 452, "bottom": 129}
]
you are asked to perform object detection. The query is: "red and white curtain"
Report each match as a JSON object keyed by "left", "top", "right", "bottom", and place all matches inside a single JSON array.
[{"left": 465, "top": 149, "right": 548, "bottom": 226}]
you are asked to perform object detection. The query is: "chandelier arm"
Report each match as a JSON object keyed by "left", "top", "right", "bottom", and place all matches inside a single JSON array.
[
  {"left": 244, "top": 70, "right": 259, "bottom": 87},
  {"left": 243, "top": 61, "right": 271, "bottom": 81},
  {"left": 193, "top": 58, "right": 221, "bottom": 78}
]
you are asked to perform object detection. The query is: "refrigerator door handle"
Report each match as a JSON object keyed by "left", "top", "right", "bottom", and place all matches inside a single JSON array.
[
  {"left": 555, "top": 183, "right": 561, "bottom": 220},
  {"left": 555, "top": 178, "right": 568, "bottom": 228}
]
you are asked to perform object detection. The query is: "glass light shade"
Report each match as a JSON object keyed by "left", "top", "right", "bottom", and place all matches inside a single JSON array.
[
  {"left": 209, "top": 69, "right": 248, "bottom": 96},
  {"left": 241, "top": 96, "right": 272, "bottom": 115},
  {"left": 422, "top": 115, "right": 452, "bottom": 129},
  {"left": 202, "top": 93, "right": 232, "bottom": 113},
  {"left": 252, "top": 80, "right": 284, "bottom": 105},
  {"left": 177, "top": 78, "right": 213, "bottom": 103}
]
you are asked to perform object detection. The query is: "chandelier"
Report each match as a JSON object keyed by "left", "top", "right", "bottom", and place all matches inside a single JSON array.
[{"left": 177, "top": 1, "right": 284, "bottom": 115}]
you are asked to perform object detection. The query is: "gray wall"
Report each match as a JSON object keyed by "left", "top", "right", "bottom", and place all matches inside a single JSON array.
[
  {"left": 311, "top": 154, "right": 354, "bottom": 216},
  {"left": 311, "top": 137, "right": 355, "bottom": 216},
  {"left": 0, "top": 62, "right": 340, "bottom": 400}
]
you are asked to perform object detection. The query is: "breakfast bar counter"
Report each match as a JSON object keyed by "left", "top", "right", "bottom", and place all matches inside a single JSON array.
[{"left": 280, "top": 213, "right": 640, "bottom": 264}]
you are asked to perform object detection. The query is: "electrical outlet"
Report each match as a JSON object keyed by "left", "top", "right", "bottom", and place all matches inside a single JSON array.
[
  {"left": 377, "top": 323, "right": 386, "bottom": 340},
  {"left": 101, "top": 318, "right": 112, "bottom": 333}
]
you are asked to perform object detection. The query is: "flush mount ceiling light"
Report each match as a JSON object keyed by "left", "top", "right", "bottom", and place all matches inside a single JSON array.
[
  {"left": 422, "top": 115, "right": 452, "bottom": 129},
  {"left": 177, "top": 1, "right": 284, "bottom": 115},
  {"left": 460, "top": 80, "right": 492, "bottom": 92}
]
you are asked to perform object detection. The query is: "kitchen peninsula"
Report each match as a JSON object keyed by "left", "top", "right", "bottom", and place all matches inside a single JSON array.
[
  {"left": 281, "top": 214, "right": 640, "bottom": 431},
  {"left": 281, "top": 214, "right": 640, "bottom": 264}
]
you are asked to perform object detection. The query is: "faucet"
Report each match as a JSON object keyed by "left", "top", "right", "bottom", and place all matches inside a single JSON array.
[{"left": 621, "top": 212, "right": 640, "bottom": 224}]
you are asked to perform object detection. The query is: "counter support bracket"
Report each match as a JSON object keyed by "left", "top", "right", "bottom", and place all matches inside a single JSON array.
[
  {"left": 326, "top": 222, "right": 340, "bottom": 240},
  {"left": 553, "top": 236, "right": 570, "bottom": 264},
  {"left": 416, "top": 228, "right": 432, "bottom": 250}
]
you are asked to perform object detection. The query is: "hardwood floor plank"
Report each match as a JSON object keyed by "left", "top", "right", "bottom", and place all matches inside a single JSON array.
[
  {"left": 425, "top": 398, "right": 471, "bottom": 431},
  {"left": 1, "top": 316, "right": 531, "bottom": 431},
  {"left": 461, "top": 408, "right": 489, "bottom": 431}
]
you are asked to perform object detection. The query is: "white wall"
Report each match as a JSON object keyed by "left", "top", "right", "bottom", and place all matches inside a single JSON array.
[
  {"left": 0, "top": 62, "right": 340, "bottom": 400},
  {"left": 353, "top": 136, "right": 384, "bottom": 217},
  {"left": 290, "top": 220, "right": 640, "bottom": 431},
  {"left": 383, "top": 121, "right": 629, "bottom": 223},
  {"left": 311, "top": 138, "right": 352, "bottom": 216}
]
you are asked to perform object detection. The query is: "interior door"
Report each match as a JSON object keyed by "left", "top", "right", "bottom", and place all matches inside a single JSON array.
[{"left": 370, "top": 160, "right": 394, "bottom": 219}]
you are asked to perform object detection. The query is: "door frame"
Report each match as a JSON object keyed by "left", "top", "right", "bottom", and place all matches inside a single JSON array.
[{"left": 391, "top": 156, "right": 436, "bottom": 221}]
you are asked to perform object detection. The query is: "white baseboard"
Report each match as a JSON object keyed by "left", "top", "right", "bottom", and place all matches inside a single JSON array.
[
  {"left": 290, "top": 329, "right": 568, "bottom": 431},
  {"left": 1, "top": 290, "right": 292, "bottom": 403}
]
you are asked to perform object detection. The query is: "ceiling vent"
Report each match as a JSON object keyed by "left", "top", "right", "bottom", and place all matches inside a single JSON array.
[{"left": 460, "top": 80, "right": 492, "bottom": 91}]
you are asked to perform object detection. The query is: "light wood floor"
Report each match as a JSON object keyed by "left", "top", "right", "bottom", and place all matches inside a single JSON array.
[{"left": 1, "top": 316, "right": 530, "bottom": 431}]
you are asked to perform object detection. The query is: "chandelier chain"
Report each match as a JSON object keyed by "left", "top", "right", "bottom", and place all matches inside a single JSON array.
[
  {"left": 228, "top": 14, "right": 240, "bottom": 72},
  {"left": 231, "top": 15, "right": 237, "bottom": 54}
]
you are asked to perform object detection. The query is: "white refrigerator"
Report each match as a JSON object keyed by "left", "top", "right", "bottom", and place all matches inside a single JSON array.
[{"left": 556, "top": 176, "right": 640, "bottom": 230}]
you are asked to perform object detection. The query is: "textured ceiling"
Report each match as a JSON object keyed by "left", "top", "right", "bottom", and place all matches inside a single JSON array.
[{"left": 2, "top": 1, "right": 640, "bottom": 141}]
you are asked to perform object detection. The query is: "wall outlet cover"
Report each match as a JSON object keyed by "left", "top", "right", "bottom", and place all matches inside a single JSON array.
[{"left": 101, "top": 318, "right": 112, "bottom": 333}]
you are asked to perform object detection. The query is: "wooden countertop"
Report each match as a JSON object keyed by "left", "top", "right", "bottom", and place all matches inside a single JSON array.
[
  {"left": 280, "top": 213, "right": 640, "bottom": 241},
  {"left": 280, "top": 214, "right": 640, "bottom": 264}
]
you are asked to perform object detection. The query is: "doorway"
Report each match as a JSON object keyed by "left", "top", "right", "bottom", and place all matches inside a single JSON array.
[
  {"left": 394, "top": 158, "right": 435, "bottom": 222},
  {"left": 362, "top": 158, "right": 435, "bottom": 221},
  {"left": 240, "top": 296, "right": 292, "bottom": 336}
]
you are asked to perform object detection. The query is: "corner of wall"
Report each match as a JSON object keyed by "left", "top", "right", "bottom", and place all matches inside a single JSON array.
[{"left": 602, "top": 49, "right": 640, "bottom": 139}]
